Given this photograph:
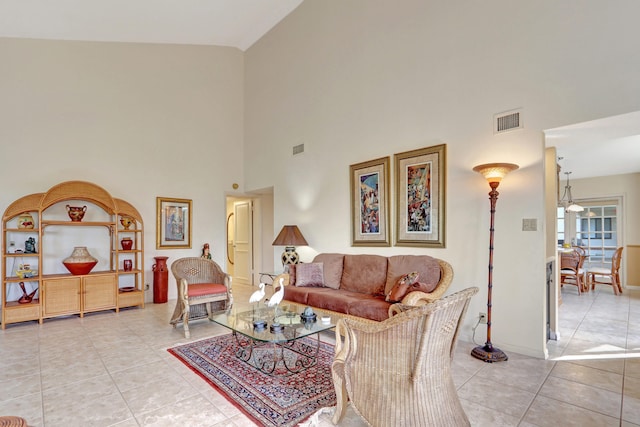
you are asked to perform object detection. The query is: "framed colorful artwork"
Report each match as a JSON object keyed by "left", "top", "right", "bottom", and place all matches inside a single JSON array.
[
  {"left": 394, "top": 144, "right": 446, "bottom": 248},
  {"left": 156, "top": 197, "right": 192, "bottom": 249},
  {"left": 350, "top": 156, "right": 391, "bottom": 246}
]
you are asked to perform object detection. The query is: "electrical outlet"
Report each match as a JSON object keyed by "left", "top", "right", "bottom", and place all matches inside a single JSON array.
[
  {"left": 479, "top": 312, "right": 487, "bottom": 324},
  {"left": 145, "top": 283, "right": 150, "bottom": 290}
]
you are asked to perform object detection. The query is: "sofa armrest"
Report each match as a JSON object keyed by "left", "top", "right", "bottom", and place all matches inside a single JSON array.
[{"left": 399, "top": 259, "right": 453, "bottom": 306}]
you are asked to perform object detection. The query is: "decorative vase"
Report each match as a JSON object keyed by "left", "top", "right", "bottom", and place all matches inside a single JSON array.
[
  {"left": 153, "top": 256, "right": 169, "bottom": 304},
  {"left": 121, "top": 238, "right": 133, "bottom": 251},
  {"left": 66, "top": 205, "right": 87, "bottom": 222},
  {"left": 17, "top": 213, "right": 35, "bottom": 229},
  {"left": 62, "top": 246, "right": 98, "bottom": 275},
  {"left": 120, "top": 216, "right": 134, "bottom": 230}
]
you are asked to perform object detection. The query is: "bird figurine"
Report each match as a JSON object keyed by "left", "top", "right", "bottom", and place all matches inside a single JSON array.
[
  {"left": 267, "top": 277, "right": 285, "bottom": 320},
  {"left": 249, "top": 283, "right": 266, "bottom": 305}
]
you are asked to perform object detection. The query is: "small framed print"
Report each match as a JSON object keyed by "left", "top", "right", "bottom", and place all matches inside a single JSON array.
[
  {"left": 350, "top": 156, "right": 391, "bottom": 246},
  {"left": 395, "top": 144, "right": 446, "bottom": 248},
  {"left": 156, "top": 197, "right": 192, "bottom": 249}
]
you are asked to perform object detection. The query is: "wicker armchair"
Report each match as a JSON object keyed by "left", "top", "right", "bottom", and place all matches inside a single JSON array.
[
  {"left": 332, "top": 287, "right": 479, "bottom": 427},
  {"left": 170, "top": 257, "right": 233, "bottom": 338}
]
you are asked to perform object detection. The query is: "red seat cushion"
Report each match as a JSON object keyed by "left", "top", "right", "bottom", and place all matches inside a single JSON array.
[{"left": 188, "top": 283, "right": 227, "bottom": 297}]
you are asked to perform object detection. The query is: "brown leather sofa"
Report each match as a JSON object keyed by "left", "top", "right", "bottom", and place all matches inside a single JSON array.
[{"left": 283, "top": 253, "right": 453, "bottom": 322}]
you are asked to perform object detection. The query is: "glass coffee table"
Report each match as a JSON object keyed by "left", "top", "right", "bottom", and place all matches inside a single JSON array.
[{"left": 210, "top": 304, "right": 336, "bottom": 376}]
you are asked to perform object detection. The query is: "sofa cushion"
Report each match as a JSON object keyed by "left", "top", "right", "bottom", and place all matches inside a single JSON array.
[
  {"left": 385, "top": 255, "right": 441, "bottom": 295},
  {"left": 287, "top": 287, "right": 334, "bottom": 306},
  {"left": 312, "top": 253, "right": 344, "bottom": 289},
  {"left": 341, "top": 254, "right": 388, "bottom": 296},
  {"left": 347, "top": 296, "right": 392, "bottom": 322},
  {"left": 295, "top": 262, "right": 325, "bottom": 287},
  {"left": 307, "top": 289, "right": 364, "bottom": 314},
  {"left": 188, "top": 283, "right": 227, "bottom": 297}
]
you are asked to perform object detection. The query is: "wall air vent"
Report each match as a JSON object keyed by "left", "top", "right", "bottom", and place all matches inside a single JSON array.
[
  {"left": 494, "top": 109, "right": 523, "bottom": 133},
  {"left": 293, "top": 143, "right": 305, "bottom": 155}
]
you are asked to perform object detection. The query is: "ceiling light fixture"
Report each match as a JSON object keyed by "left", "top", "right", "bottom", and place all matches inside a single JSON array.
[{"left": 561, "top": 172, "right": 584, "bottom": 213}]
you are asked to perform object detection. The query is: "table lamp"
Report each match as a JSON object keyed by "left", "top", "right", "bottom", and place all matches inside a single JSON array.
[{"left": 272, "top": 225, "right": 308, "bottom": 266}]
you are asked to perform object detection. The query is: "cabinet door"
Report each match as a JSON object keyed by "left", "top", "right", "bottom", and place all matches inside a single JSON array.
[
  {"left": 43, "top": 277, "right": 81, "bottom": 317},
  {"left": 83, "top": 274, "right": 117, "bottom": 312}
]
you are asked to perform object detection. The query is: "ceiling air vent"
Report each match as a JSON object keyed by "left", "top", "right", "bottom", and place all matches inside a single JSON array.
[
  {"left": 292, "top": 143, "right": 305, "bottom": 155},
  {"left": 494, "top": 109, "right": 523, "bottom": 133}
]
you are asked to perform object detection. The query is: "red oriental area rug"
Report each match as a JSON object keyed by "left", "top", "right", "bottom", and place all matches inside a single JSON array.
[{"left": 168, "top": 333, "right": 336, "bottom": 427}]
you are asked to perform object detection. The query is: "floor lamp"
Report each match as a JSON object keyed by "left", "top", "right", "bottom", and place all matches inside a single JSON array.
[{"left": 471, "top": 162, "right": 519, "bottom": 363}]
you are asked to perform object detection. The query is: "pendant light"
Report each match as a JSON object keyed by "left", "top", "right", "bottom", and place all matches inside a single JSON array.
[{"left": 561, "top": 172, "right": 584, "bottom": 213}]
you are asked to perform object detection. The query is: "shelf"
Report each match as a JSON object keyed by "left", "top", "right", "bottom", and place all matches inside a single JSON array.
[
  {"left": 117, "top": 269, "right": 142, "bottom": 275},
  {"left": 4, "top": 277, "right": 40, "bottom": 283},
  {"left": 5, "top": 299, "right": 40, "bottom": 308},
  {"left": 3, "top": 180, "right": 145, "bottom": 328},
  {"left": 42, "top": 220, "right": 115, "bottom": 228},
  {"left": 5, "top": 253, "right": 39, "bottom": 257},
  {"left": 41, "top": 270, "right": 116, "bottom": 279}
]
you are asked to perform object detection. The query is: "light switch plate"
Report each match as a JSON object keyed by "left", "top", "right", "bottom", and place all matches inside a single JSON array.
[{"left": 522, "top": 218, "right": 537, "bottom": 231}]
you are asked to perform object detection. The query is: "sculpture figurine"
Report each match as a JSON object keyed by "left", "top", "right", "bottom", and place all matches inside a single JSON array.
[
  {"left": 249, "top": 283, "right": 266, "bottom": 307},
  {"left": 18, "top": 282, "right": 38, "bottom": 304},
  {"left": 267, "top": 277, "right": 285, "bottom": 321},
  {"left": 201, "top": 243, "right": 212, "bottom": 259},
  {"left": 25, "top": 237, "right": 36, "bottom": 254}
]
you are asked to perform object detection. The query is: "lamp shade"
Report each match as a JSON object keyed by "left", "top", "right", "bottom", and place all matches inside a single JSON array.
[
  {"left": 473, "top": 163, "right": 519, "bottom": 184},
  {"left": 272, "top": 225, "right": 308, "bottom": 247}
]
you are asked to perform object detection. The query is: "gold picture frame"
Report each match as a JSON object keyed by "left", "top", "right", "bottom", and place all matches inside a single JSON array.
[
  {"left": 394, "top": 144, "right": 446, "bottom": 248},
  {"left": 156, "top": 197, "right": 192, "bottom": 249},
  {"left": 350, "top": 156, "right": 391, "bottom": 246}
]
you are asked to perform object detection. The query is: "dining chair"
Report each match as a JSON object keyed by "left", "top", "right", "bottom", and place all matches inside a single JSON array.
[
  {"left": 587, "top": 247, "right": 624, "bottom": 295},
  {"left": 560, "top": 249, "right": 586, "bottom": 294}
]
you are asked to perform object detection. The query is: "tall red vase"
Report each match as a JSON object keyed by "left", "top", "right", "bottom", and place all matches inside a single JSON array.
[{"left": 153, "top": 256, "right": 169, "bottom": 304}]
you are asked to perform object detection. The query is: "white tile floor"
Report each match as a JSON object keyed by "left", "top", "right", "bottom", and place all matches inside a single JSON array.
[{"left": 1, "top": 282, "right": 639, "bottom": 426}]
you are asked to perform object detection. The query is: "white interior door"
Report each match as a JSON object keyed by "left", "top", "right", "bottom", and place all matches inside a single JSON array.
[{"left": 233, "top": 200, "right": 252, "bottom": 285}]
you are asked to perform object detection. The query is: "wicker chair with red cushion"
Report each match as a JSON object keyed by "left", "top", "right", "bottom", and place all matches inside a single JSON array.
[{"left": 170, "top": 257, "right": 233, "bottom": 338}]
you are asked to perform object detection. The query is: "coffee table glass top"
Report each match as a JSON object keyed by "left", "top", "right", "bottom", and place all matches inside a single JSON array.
[{"left": 211, "top": 304, "right": 336, "bottom": 343}]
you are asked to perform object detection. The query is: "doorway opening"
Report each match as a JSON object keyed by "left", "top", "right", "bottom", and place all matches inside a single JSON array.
[{"left": 225, "top": 191, "right": 274, "bottom": 287}]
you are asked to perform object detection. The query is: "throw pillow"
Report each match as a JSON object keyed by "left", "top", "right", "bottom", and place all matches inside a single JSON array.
[
  {"left": 386, "top": 272, "right": 419, "bottom": 303},
  {"left": 312, "top": 253, "right": 344, "bottom": 289},
  {"left": 294, "top": 262, "right": 325, "bottom": 287}
]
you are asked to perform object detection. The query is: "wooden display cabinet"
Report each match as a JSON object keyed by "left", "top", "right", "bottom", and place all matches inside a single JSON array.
[{"left": 2, "top": 181, "right": 145, "bottom": 329}]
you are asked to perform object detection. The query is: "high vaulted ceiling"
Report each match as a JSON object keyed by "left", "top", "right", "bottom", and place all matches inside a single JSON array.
[{"left": 0, "top": 0, "right": 304, "bottom": 51}]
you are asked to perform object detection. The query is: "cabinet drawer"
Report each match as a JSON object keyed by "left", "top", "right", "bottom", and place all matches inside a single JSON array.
[
  {"left": 4, "top": 303, "right": 40, "bottom": 323},
  {"left": 118, "top": 290, "right": 144, "bottom": 308}
]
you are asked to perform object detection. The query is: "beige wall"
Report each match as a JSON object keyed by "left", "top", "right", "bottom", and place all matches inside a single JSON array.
[
  {"left": 244, "top": 0, "right": 640, "bottom": 357},
  {"left": 0, "top": 38, "right": 245, "bottom": 301},
  {"left": 2, "top": 0, "right": 640, "bottom": 358}
]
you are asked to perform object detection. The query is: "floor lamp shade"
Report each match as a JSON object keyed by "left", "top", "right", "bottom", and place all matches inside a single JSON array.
[
  {"left": 272, "top": 225, "right": 308, "bottom": 265},
  {"left": 471, "top": 162, "right": 518, "bottom": 363}
]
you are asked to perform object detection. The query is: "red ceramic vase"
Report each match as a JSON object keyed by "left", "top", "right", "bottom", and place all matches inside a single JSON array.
[{"left": 121, "top": 238, "right": 133, "bottom": 251}]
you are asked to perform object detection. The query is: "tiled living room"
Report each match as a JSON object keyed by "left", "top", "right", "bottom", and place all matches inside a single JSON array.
[
  {"left": 0, "top": 282, "right": 639, "bottom": 426},
  {"left": 2, "top": 1, "right": 640, "bottom": 426}
]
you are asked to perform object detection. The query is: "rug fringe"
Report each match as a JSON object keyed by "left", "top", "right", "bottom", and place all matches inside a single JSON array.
[{"left": 298, "top": 406, "right": 336, "bottom": 427}]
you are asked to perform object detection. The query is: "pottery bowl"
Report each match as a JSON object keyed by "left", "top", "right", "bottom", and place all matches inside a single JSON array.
[{"left": 63, "top": 261, "right": 97, "bottom": 275}]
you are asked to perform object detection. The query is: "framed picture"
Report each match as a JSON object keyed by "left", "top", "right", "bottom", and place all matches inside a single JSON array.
[
  {"left": 156, "top": 197, "right": 192, "bottom": 249},
  {"left": 395, "top": 144, "right": 446, "bottom": 248},
  {"left": 350, "top": 156, "right": 390, "bottom": 246}
]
